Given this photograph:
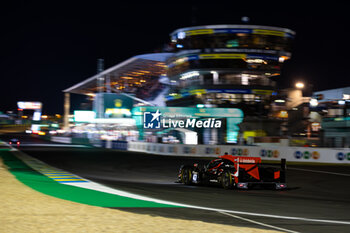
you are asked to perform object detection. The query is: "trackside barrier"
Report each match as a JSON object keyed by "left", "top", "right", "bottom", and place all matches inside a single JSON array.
[
  {"left": 102, "top": 140, "right": 128, "bottom": 151},
  {"left": 71, "top": 138, "right": 91, "bottom": 145},
  {"left": 47, "top": 136, "right": 350, "bottom": 164},
  {"left": 128, "top": 141, "right": 350, "bottom": 164},
  {"left": 49, "top": 136, "right": 96, "bottom": 146},
  {"left": 51, "top": 136, "right": 72, "bottom": 144}
]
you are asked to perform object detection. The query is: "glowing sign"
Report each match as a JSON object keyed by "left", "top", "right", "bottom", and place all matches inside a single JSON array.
[
  {"left": 17, "top": 102, "right": 42, "bottom": 110},
  {"left": 277, "top": 110, "right": 288, "bottom": 118},
  {"left": 105, "top": 108, "right": 131, "bottom": 116},
  {"left": 33, "top": 111, "right": 41, "bottom": 121},
  {"left": 74, "top": 111, "right": 96, "bottom": 122}
]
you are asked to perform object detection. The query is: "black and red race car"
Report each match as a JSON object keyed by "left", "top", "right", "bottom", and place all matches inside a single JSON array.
[{"left": 178, "top": 154, "right": 286, "bottom": 190}]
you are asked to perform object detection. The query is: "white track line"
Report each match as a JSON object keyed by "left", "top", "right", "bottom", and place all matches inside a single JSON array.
[
  {"left": 68, "top": 181, "right": 350, "bottom": 225},
  {"left": 11, "top": 150, "right": 350, "bottom": 226},
  {"left": 219, "top": 211, "right": 299, "bottom": 233},
  {"left": 288, "top": 167, "right": 350, "bottom": 177}
]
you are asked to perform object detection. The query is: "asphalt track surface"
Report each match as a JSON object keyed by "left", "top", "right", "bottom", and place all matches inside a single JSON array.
[{"left": 2, "top": 133, "right": 350, "bottom": 233}]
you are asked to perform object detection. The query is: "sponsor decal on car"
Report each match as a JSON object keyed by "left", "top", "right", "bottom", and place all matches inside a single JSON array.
[{"left": 238, "top": 158, "right": 258, "bottom": 163}]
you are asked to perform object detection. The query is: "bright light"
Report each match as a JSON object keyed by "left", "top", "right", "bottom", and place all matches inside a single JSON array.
[
  {"left": 177, "top": 31, "right": 186, "bottom": 39},
  {"left": 241, "top": 74, "right": 249, "bottom": 85},
  {"left": 310, "top": 98, "right": 318, "bottom": 107},
  {"left": 338, "top": 100, "right": 346, "bottom": 105},
  {"left": 277, "top": 110, "right": 288, "bottom": 118},
  {"left": 49, "top": 130, "right": 57, "bottom": 135},
  {"left": 245, "top": 59, "right": 267, "bottom": 64},
  {"left": 274, "top": 99, "right": 285, "bottom": 103},
  {"left": 33, "top": 111, "right": 41, "bottom": 121},
  {"left": 311, "top": 122, "right": 321, "bottom": 131},
  {"left": 105, "top": 108, "right": 131, "bottom": 116},
  {"left": 211, "top": 71, "right": 219, "bottom": 84},
  {"left": 17, "top": 101, "right": 42, "bottom": 110},
  {"left": 41, "top": 115, "right": 48, "bottom": 119},
  {"left": 74, "top": 111, "right": 96, "bottom": 122},
  {"left": 177, "top": 129, "right": 198, "bottom": 145},
  {"left": 91, "top": 118, "right": 136, "bottom": 125},
  {"left": 279, "top": 56, "right": 289, "bottom": 63},
  {"left": 31, "top": 124, "right": 40, "bottom": 132},
  {"left": 180, "top": 71, "right": 199, "bottom": 80},
  {"left": 343, "top": 94, "right": 350, "bottom": 100},
  {"left": 295, "top": 82, "right": 304, "bottom": 89}
]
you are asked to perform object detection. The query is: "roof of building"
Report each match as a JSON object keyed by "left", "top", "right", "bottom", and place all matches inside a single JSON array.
[
  {"left": 314, "top": 87, "right": 350, "bottom": 102},
  {"left": 63, "top": 53, "right": 173, "bottom": 94},
  {"left": 170, "top": 24, "right": 296, "bottom": 37}
]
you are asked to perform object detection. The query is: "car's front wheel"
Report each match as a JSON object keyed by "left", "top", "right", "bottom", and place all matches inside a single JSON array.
[
  {"left": 181, "top": 167, "right": 193, "bottom": 185},
  {"left": 221, "top": 170, "right": 233, "bottom": 189}
]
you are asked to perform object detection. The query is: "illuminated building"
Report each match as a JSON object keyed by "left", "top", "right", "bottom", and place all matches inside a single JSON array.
[
  {"left": 312, "top": 87, "right": 350, "bottom": 147},
  {"left": 166, "top": 25, "right": 295, "bottom": 114},
  {"left": 63, "top": 25, "right": 296, "bottom": 143}
]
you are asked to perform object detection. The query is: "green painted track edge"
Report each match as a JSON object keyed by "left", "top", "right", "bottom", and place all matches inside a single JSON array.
[{"left": 0, "top": 150, "right": 180, "bottom": 208}]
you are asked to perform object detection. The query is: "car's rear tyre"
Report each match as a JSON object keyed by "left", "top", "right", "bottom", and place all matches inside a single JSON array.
[
  {"left": 221, "top": 170, "right": 233, "bottom": 189},
  {"left": 181, "top": 167, "right": 192, "bottom": 185}
]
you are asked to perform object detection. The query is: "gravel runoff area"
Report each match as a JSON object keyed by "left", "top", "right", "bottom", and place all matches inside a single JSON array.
[{"left": 0, "top": 158, "right": 281, "bottom": 233}]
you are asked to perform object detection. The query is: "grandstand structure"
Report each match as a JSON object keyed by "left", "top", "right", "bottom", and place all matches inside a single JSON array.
[{"left": 63, "top": 53, "right": 172, "bottom": 128}]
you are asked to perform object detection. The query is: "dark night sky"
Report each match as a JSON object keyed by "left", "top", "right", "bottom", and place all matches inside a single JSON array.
[{"left": 1, "top": 2, "right": 350, "bottom": 114}]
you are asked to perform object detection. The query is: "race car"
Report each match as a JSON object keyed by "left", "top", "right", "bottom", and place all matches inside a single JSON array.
[
  {"left": 178, "top": 154, "right": 286, "bottom": 190},
  {"left": 9, "top": 138, "right": 20, "bottom": 146}
]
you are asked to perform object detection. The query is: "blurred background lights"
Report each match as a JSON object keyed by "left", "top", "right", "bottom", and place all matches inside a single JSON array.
[
  {"left": 295, "top": 82, "right": 304, "bottom": 89},
  {"left": 241, "top": 16, "right": 250, "bottom": 23}
]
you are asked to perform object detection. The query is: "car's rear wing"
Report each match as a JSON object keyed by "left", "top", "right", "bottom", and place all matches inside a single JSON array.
[
  {"left": 219, "top": 155, "right": 286, "bottom": 169},
  {"left": 240, "top": 159, "right": 286, "bottom": 170},
  {"left": 233, "top": 158, "right": 286, "bottom": 183}
]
